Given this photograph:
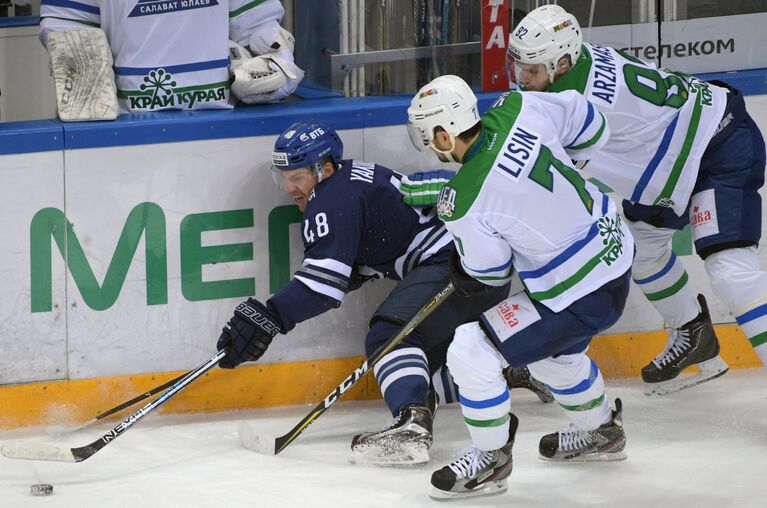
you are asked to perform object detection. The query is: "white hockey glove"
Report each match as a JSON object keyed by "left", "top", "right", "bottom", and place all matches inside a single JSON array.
[
  {"left": 229, "top": 25, "right": 304, "bottom": 104},
  {"left": 47, "top": 28, "right": 118, "bottom": 121}
]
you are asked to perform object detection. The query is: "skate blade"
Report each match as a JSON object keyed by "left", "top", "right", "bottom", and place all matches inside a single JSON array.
[
  {"left": 429, "top": 480, "right": 508, "bottom": 501},
  {"left": 539, "top": 448, "right": 627, "bottom": 462},
  {"left": 644, "top": 356, "right": 729, "bottom": 396},
  {"left": 350, "top": 443, "right": 429, "bottom": 467}
]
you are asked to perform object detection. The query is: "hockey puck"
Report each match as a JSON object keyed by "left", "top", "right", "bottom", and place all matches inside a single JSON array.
[{"left": 30, "top": 484, "right": 53, "bottom": 496}]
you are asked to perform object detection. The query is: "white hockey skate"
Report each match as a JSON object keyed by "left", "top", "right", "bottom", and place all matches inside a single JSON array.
[
  {"left": 429, "top": 413, "right": 518, "bottom": 501},
  {"left": 539, "top": 398, "right": 626, "bottom": 462}
]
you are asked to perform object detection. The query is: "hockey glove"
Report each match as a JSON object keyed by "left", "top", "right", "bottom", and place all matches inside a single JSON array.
[
  {"left": 217, "top": 298, "right": 284, "bottom": 369},
  {"left": 448, "top": 246, "right": 492, "bottom": 298},
  {"left": 400, "top": 170, "right": 456, "bottom": 207},
  {"left": 228, "top": 25, "right": 304, "bottom": 104}
]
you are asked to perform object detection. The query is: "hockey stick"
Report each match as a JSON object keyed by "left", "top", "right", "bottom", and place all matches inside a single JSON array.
[
  {"left": 1, "top": 350, "right": 226, "bottom": 463},
  {"left": 239, "top": 282, "right": 455, "bottom": 456},
  {"left": 47, "top": 372, "right": 188, "bottom": 435}
]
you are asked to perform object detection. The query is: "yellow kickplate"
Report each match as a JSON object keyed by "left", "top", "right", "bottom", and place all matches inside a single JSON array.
[{"left": 0, "top": 325, "right": 761, "bottom": 429}]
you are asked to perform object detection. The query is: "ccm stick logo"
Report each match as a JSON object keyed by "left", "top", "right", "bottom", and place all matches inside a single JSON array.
[
  {"left": 321, "top": 285, "right": 452, "bottom": 407},
  {"left": 323, "top": 361, "right": 369, "bottom": 406}
]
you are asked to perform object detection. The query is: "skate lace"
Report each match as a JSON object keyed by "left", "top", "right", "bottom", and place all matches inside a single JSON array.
[
  {"left": 448, "top": 447, "right": 494, "bottom": 479},
  {"left": 652, "top": 328, "right": 691, "bottom": 367},
  {"left": 558, "top": 424, "right": 593, "bottom": 451}
]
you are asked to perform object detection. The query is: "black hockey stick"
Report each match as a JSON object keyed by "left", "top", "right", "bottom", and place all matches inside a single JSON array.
[
  {"left": 48, "top": 372, "right": 188, "bottom": 435},
  {"left": 1, "top": 350, "right": 226, "bottom": 463},
  {"left": 239, "top": 283, "right": 455, "bottom": 456}
]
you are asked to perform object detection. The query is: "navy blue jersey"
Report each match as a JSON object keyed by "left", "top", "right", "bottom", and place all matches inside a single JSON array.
[{"left": 268, "top": 160, "right": 452, "bottom": 331}]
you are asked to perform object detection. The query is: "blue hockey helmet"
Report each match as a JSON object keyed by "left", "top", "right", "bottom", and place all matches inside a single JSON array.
[{"left": 271, "top": 122, "right": 344, "bottom": 178}]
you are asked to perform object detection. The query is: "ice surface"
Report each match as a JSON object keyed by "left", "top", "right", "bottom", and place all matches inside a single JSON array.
[{"left": 0, "top": 370, "right": 764, "bottom": 507}]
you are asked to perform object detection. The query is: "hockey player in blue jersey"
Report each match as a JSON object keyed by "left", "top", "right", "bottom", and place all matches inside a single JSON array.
[{"left": 214, "top": 121, "right": 547, "bottom": 465}]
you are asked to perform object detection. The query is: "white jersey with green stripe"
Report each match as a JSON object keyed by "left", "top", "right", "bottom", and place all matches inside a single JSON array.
[
  {"left": 547, "top": 43, "right": 727, "bottom": 216},
  {"left": 437, "top": 91, "right": 633, "bottom": 312},
  {"left": 39, "top": 0, "right": 285, "bottom": 112}
]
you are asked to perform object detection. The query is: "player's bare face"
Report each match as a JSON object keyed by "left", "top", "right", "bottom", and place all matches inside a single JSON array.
[
  {"left": 517, "top": 62, "right": 550, "bottom": 92},
  {"left": 280, "top": 167, "right": 318, "bottom": 212}
]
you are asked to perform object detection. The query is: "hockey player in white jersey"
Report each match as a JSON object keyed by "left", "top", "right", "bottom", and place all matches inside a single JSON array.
[
  {"left": 38, "top": 0, "right": 304, "bottom": 117},
  {"left": 407, "top": 75, "right": 634, "bottom": 500},
  {"left": 211, "top": 121, "right": 552, "bottom": 466},
  {"left": 507, "top": 5, "right": 767, "bottom": 395}
]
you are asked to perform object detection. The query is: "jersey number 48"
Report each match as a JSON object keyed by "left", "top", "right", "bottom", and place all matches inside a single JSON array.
[{"left": 303, "top": 212, "right": 330, "bottom": 243}]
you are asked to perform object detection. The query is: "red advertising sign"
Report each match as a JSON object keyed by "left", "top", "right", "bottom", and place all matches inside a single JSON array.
[{"left": 481, "top": 0, "right": 509, "bottom": 91}]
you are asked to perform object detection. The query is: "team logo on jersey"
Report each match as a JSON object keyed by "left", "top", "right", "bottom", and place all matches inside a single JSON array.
[
  {"left": 597, "top": 215, "right": 625, "bottom": 267},
  {"left": 124, "top": 69, "right": 227, "bottom": 110},
  {"left": 436, "top": 185, "right": 457, "bottom": 218},
  {"left": 129, "top": 0, "right": 219, "bottom": 18}
]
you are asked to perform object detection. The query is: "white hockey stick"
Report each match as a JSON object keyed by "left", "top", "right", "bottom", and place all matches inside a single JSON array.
[{"left": 1, "top": 350, "right": 225, "bottom": 463}]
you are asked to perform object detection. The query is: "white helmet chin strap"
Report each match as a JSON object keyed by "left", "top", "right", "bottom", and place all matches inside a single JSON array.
[{"left": 428, "top": 134, "right": 458, "bottom": 163}]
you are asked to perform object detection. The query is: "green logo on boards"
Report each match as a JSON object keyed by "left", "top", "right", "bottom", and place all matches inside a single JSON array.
[
  {"left": 30, "top": 203, "right": 302, "bottom": 313},
  {"left": 121, "top": 69, "right": 227, "bottom": 110}
]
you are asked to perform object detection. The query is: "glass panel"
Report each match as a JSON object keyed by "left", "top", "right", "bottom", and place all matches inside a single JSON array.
[
  {"left": 660, "top": 0, "right": 767, "bottom": 73},
  {"left": 0, "top": 1, "right": 40, "bottom": 17},
  {"left": 293, "top": 1, "right": 766, "bottom": 98}
]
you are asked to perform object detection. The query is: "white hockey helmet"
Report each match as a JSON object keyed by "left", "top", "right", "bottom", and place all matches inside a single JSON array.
[
  {"left": 507, "top": 4, "right": 582, "bottom": 87},
  {"left": 407, "top": 75, "right": 480, "bottom": 162}
]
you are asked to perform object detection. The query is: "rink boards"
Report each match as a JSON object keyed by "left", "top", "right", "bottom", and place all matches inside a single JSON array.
[{"left": 0, "top": 92, "right": 765, "bottom": 428}]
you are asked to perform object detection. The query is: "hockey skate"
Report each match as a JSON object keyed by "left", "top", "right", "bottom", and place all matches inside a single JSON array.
[
  {"left": 350, "top": 397, "right": 434, "bottom": 466},
  {"left": 504, "top": 366, "right": 554, "bottom": 403},
  {"left": 430, "top": 413, "right": 519, "bottom": 501},
  {"left": 539, "top": 398, "right": 626, "bottom": 462},
  {"left": 642, "top": 294, "right": 729, "bottom": 396}
]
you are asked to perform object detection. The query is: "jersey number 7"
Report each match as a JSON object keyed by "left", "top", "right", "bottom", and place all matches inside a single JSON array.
[{"left": 528, "top": 145, "right": 594, "bottom": 214}]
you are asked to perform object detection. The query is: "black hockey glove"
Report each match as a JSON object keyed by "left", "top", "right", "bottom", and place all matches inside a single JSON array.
[
  {"left": 217, "top": 298, "right": 284, "bottom": 369},
  {"left": 448, "top": 246, "right": 491, "bottom": 298}
]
